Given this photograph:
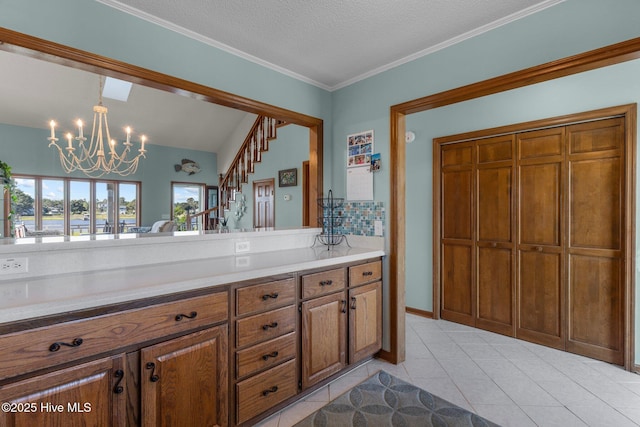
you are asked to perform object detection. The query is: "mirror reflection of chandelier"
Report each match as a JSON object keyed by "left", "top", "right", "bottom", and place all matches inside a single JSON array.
[{"left": 47, "top": 76, "right": 147, "bottom": 178}]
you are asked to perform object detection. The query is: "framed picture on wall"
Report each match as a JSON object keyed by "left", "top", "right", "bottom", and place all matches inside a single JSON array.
[{"left": 278, "top": 168, "right": 297, "bottom": 187}]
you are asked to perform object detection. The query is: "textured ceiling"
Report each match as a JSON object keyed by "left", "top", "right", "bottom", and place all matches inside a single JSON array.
[{"left": 101, "top": 0, "right": 564, "bottom": 90}]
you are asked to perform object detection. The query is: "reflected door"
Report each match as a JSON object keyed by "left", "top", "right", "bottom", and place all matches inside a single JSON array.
[{"left": 253, "top": 179, "right": 274, "bottom": 228}]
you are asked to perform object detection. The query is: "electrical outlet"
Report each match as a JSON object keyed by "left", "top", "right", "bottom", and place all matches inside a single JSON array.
[
  {"left": 235, "top": 241, "right": 250, "bottom": 253},
  {"left": 374, "top": 220, "right": 383, "bottom": 236},
  {"left": 0, "top": 257, "right": 28, "bottom": 275}
]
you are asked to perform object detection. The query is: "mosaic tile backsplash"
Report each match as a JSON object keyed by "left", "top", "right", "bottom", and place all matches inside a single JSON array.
[{"left": 319, "top": 201, "right": 385, "bottom": 237}]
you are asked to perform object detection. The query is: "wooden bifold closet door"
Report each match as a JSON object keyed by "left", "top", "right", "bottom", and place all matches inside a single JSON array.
[{"left": 437, "top": 111, "right": 629, "bottom": 366}]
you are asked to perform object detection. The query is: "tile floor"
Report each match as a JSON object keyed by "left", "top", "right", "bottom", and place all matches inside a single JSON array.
[{"left": 256, "top": 314, "right": 640, "bottom": 427}]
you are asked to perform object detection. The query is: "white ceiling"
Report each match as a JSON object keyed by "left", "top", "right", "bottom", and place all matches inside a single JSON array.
[{"left": 101, "top": 0, "right": 564, "bottom": 90}]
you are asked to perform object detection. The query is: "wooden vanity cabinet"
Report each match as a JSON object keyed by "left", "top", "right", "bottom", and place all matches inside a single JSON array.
[
  {"left": 300, "top": 260, "right": 382, "bottom": 389},
  {"left": 348, "top": 260, "right": 383, "bottom": 364},
  {"left": 0, "top": 354, "right": 127, "bottom": 427},
  {"left": 142, "top": 325, "right": 228, "bottom": 427},
  {"left": 300, "top": 289, "right": 347, "bottom": 389},
  {"left": 231, "top": 277, "right": 298, "bottom": 426},
  {"left": 0, "top": 289, "right": 229, "bottom": 427}
]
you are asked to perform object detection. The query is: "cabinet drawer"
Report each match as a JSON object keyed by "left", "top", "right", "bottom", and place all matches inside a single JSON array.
[
  {"left": 236, "top": 278, "right": 296, "bottom": 316},
  {"left": 236, "top": 359, "right": 297, "bottom": 425},
  {"left": 236, "top": 305, "right": 296, "bottom": 348},
  {"left": 0, "top": 291, "right": 228, "bottom": 381},
  {"left": 349, "top": 260, "right": 382, "bottom": 287},
  {"left": 236, "top": 332, "right": 296, "bottom": 379},
  {"left": 301, "top": 268, "right": 346, "bottom": 299}
]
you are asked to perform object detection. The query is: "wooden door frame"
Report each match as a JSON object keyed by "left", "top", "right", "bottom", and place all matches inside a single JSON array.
[
  {"left": 391, "top": 38, "right": 639, "bottom": 369},
  {"left": 253, "top": 178, "right": 275, "bottom": 228}
]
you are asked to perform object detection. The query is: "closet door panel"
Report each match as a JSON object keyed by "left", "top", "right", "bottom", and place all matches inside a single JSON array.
[
  {"left": 441, "top": 143, "right": 475, "bottom": 326},
  {"left": 569, "top": 157, "right": 621, "bottom": 250},
  {"left": 477, "top": 167, "right": 511, "bottom": 242},
  {"left": 519, "top": 162, "right": 561, "bottom": 246},
  {"left": 517, "top": 251, "right": 563, "bottom": 348},
  {"left": 566, "top": 118, "right": 624, "bottom": 365},
  {"left": 442, "top": 169, "right": 472, "bottom": 240},
  {"left": 567, "top": 254, "right": 623, "bottom": 364},
  {"left": 477, "top": 247, "right": 512, "bottom": 334},
  {"left": 516, "top": 128, "right": 564, "bottom": 348},
  {"left": 441, "top": 243, "right": 474, "bottom": 326}
]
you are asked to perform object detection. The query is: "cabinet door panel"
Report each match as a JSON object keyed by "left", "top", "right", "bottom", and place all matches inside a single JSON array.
[
  {"left": 0, "top": 355, "right": 126, "bottom": 427},
  {"left": 349, "top": 281, "right": 382, "bottom": 364},
  {"left": 301, "top": 292, "right": 346, "bottom": 389},
  {"left": 142, "top": 325, "right": 228, "bottom": 427}
]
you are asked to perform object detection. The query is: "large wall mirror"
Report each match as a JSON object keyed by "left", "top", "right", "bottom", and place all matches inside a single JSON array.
[{"left": 0, "top": 28, "right": 323, "bottom": 238}]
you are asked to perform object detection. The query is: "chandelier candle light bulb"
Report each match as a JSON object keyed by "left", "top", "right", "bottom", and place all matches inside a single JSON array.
[{"left": 47, "top": 76, "right": 147, "bottom": 178}]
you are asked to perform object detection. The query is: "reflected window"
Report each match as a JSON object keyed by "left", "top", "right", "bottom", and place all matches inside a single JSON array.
[
  {"left": 41, "top": 179, "right": 64, "bottom": 234},
  {"left": 69, "top": 180, "right": 90, "bottom": 236},
  {"left": 13, "top": 175, "right": 140, "bottom": 236},
  {"left": 172, "top": 182, "right": 204, "bottom": 230},
  {"left": 13, "top": 178, "right": 35, "bottom": 232}
]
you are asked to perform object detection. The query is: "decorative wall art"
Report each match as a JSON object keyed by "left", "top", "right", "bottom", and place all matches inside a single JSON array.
[
  {"left": 347, "top": 130, "right": 373, "bottom": 168},
  {"left": 278, "top": 168, "right": 297, "bottom": 187}
]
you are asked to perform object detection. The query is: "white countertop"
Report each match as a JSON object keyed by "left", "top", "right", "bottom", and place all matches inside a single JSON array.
[{"left": 0, "top": 245, "right": 384, "bottom": 325}]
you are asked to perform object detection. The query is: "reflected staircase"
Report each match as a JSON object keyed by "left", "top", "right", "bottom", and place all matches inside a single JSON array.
[{"left": 187, "top": 115, "right": 284, "bottom": 230}]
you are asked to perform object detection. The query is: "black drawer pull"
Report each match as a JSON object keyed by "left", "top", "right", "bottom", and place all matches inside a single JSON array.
[
  {"left": 113, "top": 369, "right": 125, "bottom": 394},
  {"left": 319, "top": 279, "right": 333, "bottom": 286},
  {"left": 262, "top": 386, "right": 278, "bottom": 396},
  {"left": 341, "top": 299, "right": 347, "bottom": 314},
  {"left": 262, "top": 322, "right": 279, "bottom": 330},
  {"left": 49, "top": 338, "right": 83, "bottom": 352},
  {"left": 362, "top": 271, "right": 373, "bottom": 276},
  {"left": 262, "top": 351, "right": 279, "bottom": 361},
  {"left": 146, "top": 362, "right": 159, "bottom": 382},
  {"left": 175, "top": 311, "right": 197, "bottom": 321},
  {"left": 351, "top": 296, "right": 357, "bottom": 310},
  {"left": 262, "top": 293, "right": 279, "bottom": 300}
]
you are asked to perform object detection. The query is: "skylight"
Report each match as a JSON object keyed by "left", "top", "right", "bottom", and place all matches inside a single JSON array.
[{"left": 102, "top": 77, "right": 132, "bottom": 102}]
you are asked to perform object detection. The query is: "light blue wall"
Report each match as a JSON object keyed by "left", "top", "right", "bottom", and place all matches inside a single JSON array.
[
  {"left": 231, "top": 124, "right": 309, "bottom": 230},
  {"left": 4, "top": 0, "right": 640, "bottom": 362},
  {"left": 0, "top": 123, "right": 218, "bottom": 225},
  {"left": 330, "top": 0, "right": 640, "bottom": 362}
]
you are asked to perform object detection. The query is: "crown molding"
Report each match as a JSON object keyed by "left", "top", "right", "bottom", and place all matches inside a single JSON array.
[{"left": 98, "top": 0, "right": 565, "bottom": 92}]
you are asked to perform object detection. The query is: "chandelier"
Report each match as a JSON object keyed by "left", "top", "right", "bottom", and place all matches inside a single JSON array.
[{"left": 48, "top": 76, "right": 147, "bottom": 178}]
